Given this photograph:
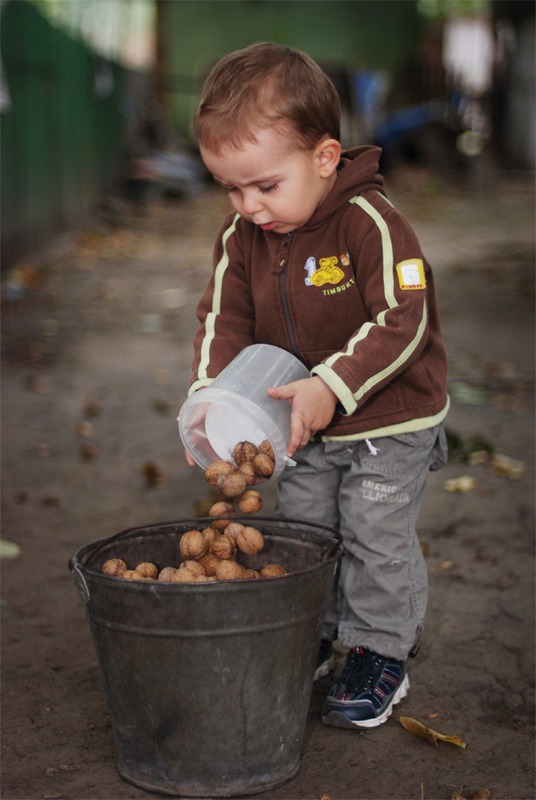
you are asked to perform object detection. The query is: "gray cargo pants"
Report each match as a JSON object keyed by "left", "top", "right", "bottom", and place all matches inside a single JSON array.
[{"left": 276, "top": 424, "right": 448, "bottom": 661}]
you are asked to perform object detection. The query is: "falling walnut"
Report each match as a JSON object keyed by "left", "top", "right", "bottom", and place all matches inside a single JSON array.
[
  {"left": 203, "top": 439, "right": 275, "bottom": 502},
  {"left": 238, "top": 490, "right": 263, "bottom": 514}
]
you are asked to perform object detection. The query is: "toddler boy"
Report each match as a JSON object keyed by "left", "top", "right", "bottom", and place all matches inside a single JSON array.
[{"left": 188, "top": 42, "right": 449, "bottom": 729}]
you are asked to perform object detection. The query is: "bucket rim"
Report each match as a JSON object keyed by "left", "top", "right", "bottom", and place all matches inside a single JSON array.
[{"left": 69, "top": 516, "right": 343, "bottom": 581}]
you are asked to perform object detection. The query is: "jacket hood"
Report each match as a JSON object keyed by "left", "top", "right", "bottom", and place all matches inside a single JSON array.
[{"left": 303, "top": 145, "right": 384, "bottom": 231}]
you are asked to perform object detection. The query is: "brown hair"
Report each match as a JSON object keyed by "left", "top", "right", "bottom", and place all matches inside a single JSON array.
[{"left": 194, "top": 42, "right": 341, "bottom": 154}]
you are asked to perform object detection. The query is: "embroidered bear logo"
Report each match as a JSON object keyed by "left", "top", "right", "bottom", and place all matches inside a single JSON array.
[{"left": 304, "top": 256, "right": 345, "bottom": 287}]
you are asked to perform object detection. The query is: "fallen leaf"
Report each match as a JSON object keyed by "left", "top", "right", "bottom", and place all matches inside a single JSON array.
[
  {"left": 467, "top": 450, "right": 489, "bottom": 466},
  {"left": 152, "top": 398, "right": 171, "bottom": 414},
  {"left": 143, "top": 461, "right": 164, "bottom": 486},
  {"left": 489, "top": 452, "right": 524, "bottom": 480},
  {"left": 42, "top": 496, "right": 61, "bottom": 507},
  {"left": 0, "top": 539, "right": 21, "bottom": 559},
  {"left": 399, "top": 716, "right": 467, "bottom": 748},
  {"left": 80, "top": 443, "right": 98, "bottom": 461},
  {"left": 448, "top": 381, "right": 491, "bottom": 406},
  {"left": 83, "top": 401, "right": 102, "bottom": 417},
  {"left": 75, "top": 420, "right": 94, "bottom": 437},
  {"left": 444, "top": 475, "right": 476, "bottom": 493}
]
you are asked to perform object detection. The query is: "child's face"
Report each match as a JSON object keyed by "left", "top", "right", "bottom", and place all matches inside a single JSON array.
[{"left": 200, "top": 127, "right": 339, "bottom": 235}]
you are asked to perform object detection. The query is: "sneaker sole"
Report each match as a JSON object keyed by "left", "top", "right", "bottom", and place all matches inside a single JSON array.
[{"left": 322, "top": 674, "right": 410, "bottom": 729}]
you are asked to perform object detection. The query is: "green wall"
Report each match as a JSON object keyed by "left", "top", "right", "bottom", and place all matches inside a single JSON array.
[
  {"left": 1, "top": 0, "right": 127, "bottom": 266},
  {"left": 160, "top": 0, "right": 423, "bottom": 141}
]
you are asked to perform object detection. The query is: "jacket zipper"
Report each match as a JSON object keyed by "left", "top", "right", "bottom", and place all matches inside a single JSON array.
[{"left": 278, "top": 233, "right": 302, "bottom": 358}]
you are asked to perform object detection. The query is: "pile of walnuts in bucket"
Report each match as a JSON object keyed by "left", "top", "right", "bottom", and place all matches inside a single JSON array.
[{"left": 101, "top": 440, "right": 287, "bottom": 583}]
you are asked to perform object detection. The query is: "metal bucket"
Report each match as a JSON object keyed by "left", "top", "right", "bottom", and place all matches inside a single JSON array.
[{"left": 69, "top": 517, "right": 343, "bottom": 797}]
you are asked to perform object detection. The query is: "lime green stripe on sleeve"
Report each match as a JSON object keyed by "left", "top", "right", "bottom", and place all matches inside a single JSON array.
[
  {"left": 323, "top": 196, "right": 396, "bottom": 372},
  {"left": 350, "top": 195, "right": 397, "bottom": 308},
  {"left": 322, "top": 195, "right": 428, "bottom": 406},
  {"left": 198, "top": 214, "right": 240, "bottom": 379},
  {"left": 354, "top": 299, "right": 428, "bottom": 403}
]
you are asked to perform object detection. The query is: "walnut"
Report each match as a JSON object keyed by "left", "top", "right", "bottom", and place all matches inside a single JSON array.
[
  {"left": 179, "top": 560, "right": 206, "bottom": 578},
  {"left": 101, "top": 558, "right": 127, "bottom": 576},
  {"left": 121, "top": 569, "right": 145, "bottom": 580},
  {"left": 135, "top": 562, "right": 158, "bottom": 579},
  {"left": 211, "top": 533, "right": 237, "bottom": 560},
  {"left": 242, "top": 568, "right": 262, "bottom": 580},
  {"left": 198, "top": 553, "right": 221, "bottom": 577},
  {"left": 158, "top": 566, "right": 178, "bottom": 582},
  {"left": 224, "top": 521, "right": 245, "bottom": 541},
  {"left": 215, "top": 560, "right": 245, "bottom": 581},
  {"left": 218, "top": 472, "right": 247, "bottom": 499},
  {"left": 238, "top": 461, "right": 260, "bottom": 486},
  {"left": 201, "top": 526, "right": 220, "bottom": 546},
  {"left": 208, "top": 501, "right": 235, "bottom": 530},
  {"left": 232, "top": 441, "right": 258, "bottom": 465},
  {"left": 238, "top": 490, "right": 263, "bottom": 514},
  {"left": 260, "top": 564, "right": 287, "bottom": 578},
  {"left": 171, "top": 567, "right": 197, "bottom": 582},
  {"left": 204, "top": 460, "right": 236, "bottom": 486},
  {"left": 179, "top": 529, "right": 208, "bottom": 560},
  {"left": 252, "top": 453, "right": 275, "bottom": 478},
  {"left": 236, "top": 525, "right": 265, "bottom": 555},
  {"left": 258, "top": 439, "right": 275, "bottom": 461}
]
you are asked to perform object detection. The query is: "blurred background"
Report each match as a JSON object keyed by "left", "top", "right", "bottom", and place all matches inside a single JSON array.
[
  {"left": 1, "top": 10, "right": 534, "bottom": 797},
  {"left": 1, "top": 0, "right": 534, "bottom": 269}
]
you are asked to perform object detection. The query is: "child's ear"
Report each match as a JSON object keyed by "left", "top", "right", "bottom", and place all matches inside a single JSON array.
[{"left": 315, "top": 138, "right": 341, "bottom": 176}]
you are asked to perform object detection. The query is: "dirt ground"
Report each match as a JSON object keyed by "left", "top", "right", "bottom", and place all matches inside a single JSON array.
[{"left": 1, "top": 162, "right": 534, "bottom": 800}]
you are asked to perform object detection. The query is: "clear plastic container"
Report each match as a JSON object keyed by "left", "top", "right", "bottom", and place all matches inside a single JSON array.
[{"left": 178, "top": 344, "right": 310, "bottom": 479}]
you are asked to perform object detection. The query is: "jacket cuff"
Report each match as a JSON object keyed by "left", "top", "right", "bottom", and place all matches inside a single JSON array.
[
  {"left": 311, "top": 364, "right": 357, "bottom": 415},
  {"left": 188, "top": 378, "right": 213, "bottom": 396}
]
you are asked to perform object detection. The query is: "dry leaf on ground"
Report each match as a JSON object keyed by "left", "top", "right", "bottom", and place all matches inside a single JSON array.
[
  {"left": 399, "top": 716, "right": 467, "bottom": 748},
  {"left": 444, "top": 475, "right": 476, "bottom": 493},
  {"left": 0, "top": 539, "right": 21, "bottom": 559}
]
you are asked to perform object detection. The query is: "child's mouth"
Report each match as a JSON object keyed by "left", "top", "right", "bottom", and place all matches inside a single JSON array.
[{"left": 259, "top": 221, "right": 278, "bottom": 231}]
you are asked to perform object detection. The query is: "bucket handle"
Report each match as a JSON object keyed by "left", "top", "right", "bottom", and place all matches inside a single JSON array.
[{"left": 70, "top": 560, "right": 90, "bottom": 604}]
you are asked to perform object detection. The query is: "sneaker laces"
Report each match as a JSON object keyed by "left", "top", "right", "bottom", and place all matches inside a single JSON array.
[{"left": 338, "top": 646, "right": 385, "bottom": 693}]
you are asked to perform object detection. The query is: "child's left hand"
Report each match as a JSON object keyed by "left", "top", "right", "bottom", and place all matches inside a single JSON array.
[{"left": 267, "top": 376, "right": 338, "bottom": 457}]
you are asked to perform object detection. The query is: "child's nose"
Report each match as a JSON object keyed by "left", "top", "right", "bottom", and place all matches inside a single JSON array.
[{"left": 241, "top": 191, "right": 263, "bottom": 216}]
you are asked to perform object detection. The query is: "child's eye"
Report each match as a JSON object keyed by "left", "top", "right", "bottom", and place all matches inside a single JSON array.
[
  {"left": 260, "top": 184, "right": 278, "bottom": 194},
  {"left": 223, "top": 186, "right": 237, "bottom": 194}
]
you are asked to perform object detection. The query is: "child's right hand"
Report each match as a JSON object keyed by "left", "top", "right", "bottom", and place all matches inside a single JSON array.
[{"left": 267, "top": 376, "right": 338, "bottom": 457}]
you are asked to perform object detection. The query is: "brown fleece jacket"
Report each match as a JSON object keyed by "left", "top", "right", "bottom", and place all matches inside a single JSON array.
[{"left": 189, "top": 145, "right": 448, "bottom": 440}]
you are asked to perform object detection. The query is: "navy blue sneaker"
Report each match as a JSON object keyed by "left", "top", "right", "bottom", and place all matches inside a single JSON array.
[
  {"left": 314, "top": 638, "right": 336, "bottom": 681},
  {"left": 322, "top": 646, "right": 409, "bottom": 729}
]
